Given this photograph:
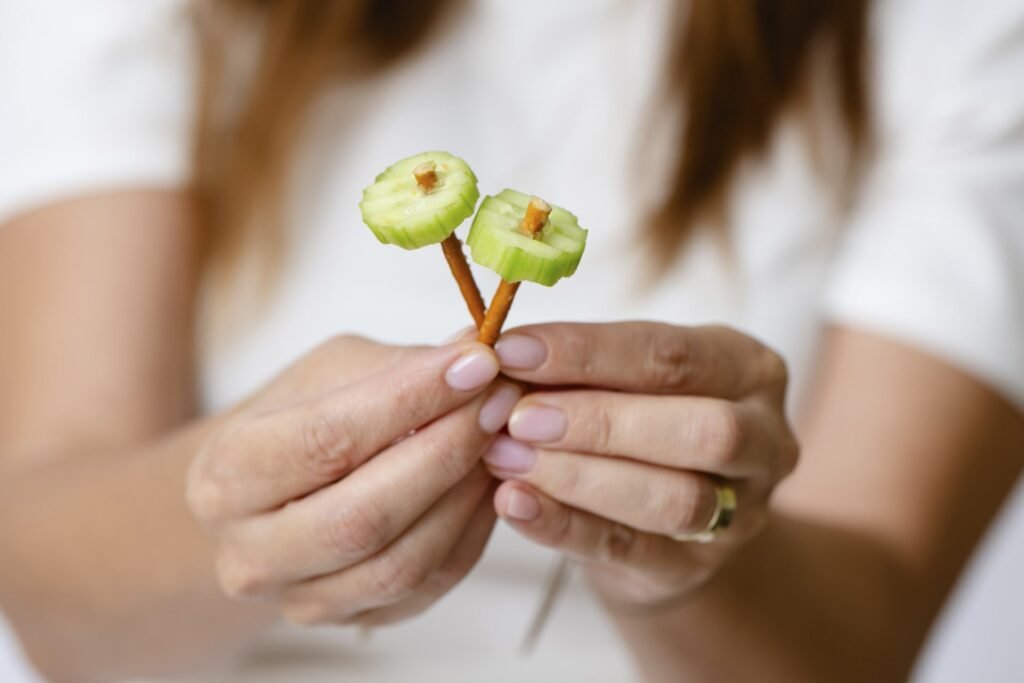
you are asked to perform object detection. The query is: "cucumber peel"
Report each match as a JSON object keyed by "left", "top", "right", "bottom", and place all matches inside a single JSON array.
[
  {"left": 359, "top": 151, "right": 480, "bottom": 250},
  {"left": 466, "top": 190, "right": 588, "bottom": 286}
]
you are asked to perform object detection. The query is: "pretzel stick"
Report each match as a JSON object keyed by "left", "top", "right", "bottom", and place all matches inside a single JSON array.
[
  {"left": 413, "top": 162, "right": 486, "bottom": 328},
  {"left": 477, "top": 197, "right": 552, "bottom": 346},
  {"left": 413, "top": 161, "right": 439, "bottom": 191},
  {"left": 441, "top": 236, "right": 486, "bottom": 329}
]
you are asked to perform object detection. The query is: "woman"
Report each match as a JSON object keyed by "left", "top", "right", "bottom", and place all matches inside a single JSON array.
[{"left": 1, "top": 1, "right": 1022, "bottom": 681}]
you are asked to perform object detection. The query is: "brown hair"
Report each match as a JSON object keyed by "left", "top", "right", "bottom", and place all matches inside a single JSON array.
[
  {"left": 651, "top": 1, "right": 870, "bottom": 266},
  {"left": 192, "top": 0, "right": 457, "bottom": 301},
  {"left": 193, "top": 1, "right": 869, "bottom": 294}
]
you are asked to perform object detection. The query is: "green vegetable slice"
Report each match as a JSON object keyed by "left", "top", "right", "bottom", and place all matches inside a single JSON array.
[
  {"left": 359, "top": 151, "right": 480, "bottom": 250},
  {"left": 466, "top": 189, "right": 588, "bottom": 286}
]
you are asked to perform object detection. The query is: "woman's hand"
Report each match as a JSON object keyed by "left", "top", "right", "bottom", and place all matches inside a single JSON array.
[
  {"left": 483, "top": 322, "right": 798, "bottom": 609},
  {"left": 187, "top": 335, "right": 521, "bottom": 627}
]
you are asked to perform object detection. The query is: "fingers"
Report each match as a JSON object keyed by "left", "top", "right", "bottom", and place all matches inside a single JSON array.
[
  {"left": 495, "top": 322, "right": 787, "bottom": 400},
  {"left": 188, "top": 341, "right": 501, "bottom": 521},
  {"left": 342, "top": 490, "right": 497, "bottom": 628},
  {"left": 277, "top": 469, "right": 494, "bottom": 624},
  {"left": 214, "top": 386, "right": 511, "bottom": 588},
  {"left": 506, "top": 390, "right": 796, "bottom": 479},
  {"left": 487, "top": 440, "right": 739, "bottom": 538},
  {"left": 250, "top": 335, "right": 418, "bottom": 408},
  {"left": 493, "top": 482, "right": 722, "bottom": 600}
]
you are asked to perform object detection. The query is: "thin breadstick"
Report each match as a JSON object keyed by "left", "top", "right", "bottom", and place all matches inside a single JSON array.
[
  {"left": 477, "top": 197, "right": 552, "bottom": 346},
  {"left": 441, "top": 235, "right": 487, "bottom": 328},
  {"left": 413, "top": 161, "right": 438, "bottom": 191},
  {"left": 413, "top": 161, "right": 486, "bottom": 328}
]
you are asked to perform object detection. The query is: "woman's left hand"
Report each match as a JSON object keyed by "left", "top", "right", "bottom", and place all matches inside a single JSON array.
[{"left": 484, "top": 322, "right": 799, "bottom": 609}]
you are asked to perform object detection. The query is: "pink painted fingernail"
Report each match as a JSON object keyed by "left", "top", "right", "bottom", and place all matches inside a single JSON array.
[
  {"left": 495, "top": 334, "right": 547, "bottom": 370},
  {"left": 509, "top": 404, "right": 567, "bottom": 443},
  {"left": 505, "top": 489, "right": 541, "bottom": 521},
  {"left": 446, "top": 349, "right": 499, "bottom": 391},
  {"left": 484, "top": 436, "right": 537, "bottom": 473},
  {"left": 478, "top": 384, "right": 522, "bottom": 433}
]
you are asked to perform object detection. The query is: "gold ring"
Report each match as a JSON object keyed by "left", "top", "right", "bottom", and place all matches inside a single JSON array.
[{"left": 671, "top": 483, "right": 737, "bottom": 544}]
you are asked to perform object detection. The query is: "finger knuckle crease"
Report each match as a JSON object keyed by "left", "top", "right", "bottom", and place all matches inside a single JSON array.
[
  {"left": 302, "top": 412, "right": 357, "bottom": 480},
  {"left": 425, "top": 431, "right": 474, "bottom": 484},
  {"left": 591, "top": 405, "right": 616, "bottom": 453},
  {"left": 186, "top": 475, "right": 229, "bottom": 523},
  {"left": 558, "top": 329, "right": 595, "bottom": 378},
  {"left": 550, "top": 507, "right": 575, "bottom": 547},
  {"left": 701, "top": 405, "right": 745, "bottom": 464},
  {"left": 320, "top": 500, "right": 390, "bottom": 561},
  {"left": 434, "top": 559, "right": 469, "bottom": 591},
  {"left": 647, "top": 337, "right": 692, "bottom": 389},
  {"left": 368, "top": 552, "right": 430, "bottom": 602},
  {"left": 596, "top": 523, "right": 638, "bottom": 564},
  {"left": 554, "top": 457, "right": 585, "bottom": 500},
  {"left": 186, "top": 432, "right": 241, "bottom": 522}
]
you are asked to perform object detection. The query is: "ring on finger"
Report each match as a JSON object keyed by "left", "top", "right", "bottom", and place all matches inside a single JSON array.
[{"left": 670, "top": 482, "right": 737, "bottom": 544}]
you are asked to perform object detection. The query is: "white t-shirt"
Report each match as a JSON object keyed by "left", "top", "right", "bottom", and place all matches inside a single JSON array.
[{"left": 1, "top": 0, "right": 1023, "bottom": 681}]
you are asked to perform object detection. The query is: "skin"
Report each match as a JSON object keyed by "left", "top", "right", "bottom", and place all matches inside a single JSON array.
[
  {"left": 488, "top": 324, "right": 1024, "bottom": 681},
  {"left": 0, "top": 192, "right": 515, "bottom": 681},
  {"left": 0, "top": 191, "right": 1021, "bottom": 682}
]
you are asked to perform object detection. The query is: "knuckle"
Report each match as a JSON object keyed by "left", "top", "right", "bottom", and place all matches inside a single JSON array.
[
  {"left": 740, "top": 507, "right": 771, "bottom": 540},
  {"left": 186, "top": 425, "right": 246, "bottom": 523},
  {"left": 300, "top": 411, "right": 358, "bottom": 480},
  {"left": 776, "top": 429, "right": 801, "bottom": 478},
  {"left": 185, "top": 472, "right": 229, "bottom": 524},
  {"left": 216, "top": 552, "right": 273, "bottom": 600},
  {"left": 367, "top": 551, "right": 431, "bottom": 603},
  {"left": 550, "top": 456, "right": 584, "bottom": 501},
  {"left": 422, "top": 428, "right": 475, "bottom": 484},
  {"left": 645, "top": 331, "right": 693, "bottom": 390},
  {"left": 589, "top": 401, "right": 616, "bottom": 453},
  {"left": 434, "top": 554, "right": 473, "bottom": 591},
  {"left": 654, "top": 479, "right": 708, "bottom": 536},
  {"left": 553, "top": 326, "right": 597, "bottom": 378},
  {"left": 384, "top": 343, "right": 420, "bottom": 368},
  {"left": 547, "top": 504, "right": 575, "bottom": 548},
  {"left": 318, "top": 499, "right": 390, "bottom": 562},
  {"left": 697, "top": 403, "right": 746, "bottom": 465},
  {"left": 760, "top": 347, "right": 789, "bottom": 389},
  {"left": 594, "top": 522, "right": 639, "bottom": 564}
]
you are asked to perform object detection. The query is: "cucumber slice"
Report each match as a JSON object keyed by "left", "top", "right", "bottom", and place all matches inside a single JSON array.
[
  {"left": 359, "top": 151, "right": 480, "bottom": 250},
  {"left": 466, "top": 190, "right": 588, "bottom": 286}
]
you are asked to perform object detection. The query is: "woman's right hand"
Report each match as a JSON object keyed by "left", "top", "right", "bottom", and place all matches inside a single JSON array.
[{"left": 186, "top": 335, "right": 520, "bottom": 627}]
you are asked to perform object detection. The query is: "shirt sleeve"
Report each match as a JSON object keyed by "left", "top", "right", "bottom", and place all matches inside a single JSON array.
[
  {"left": 822, "top": 0, "right": 1024, "bottom": 410},
  {"left": 0, "top": 0, "right": 193, "bottom": 224}
]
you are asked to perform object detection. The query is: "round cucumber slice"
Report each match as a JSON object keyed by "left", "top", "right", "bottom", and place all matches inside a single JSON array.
[
  {"left": 359, "top": 151, "right": 480, "bottom": 250},
  {"left": 466, "top": 190, "right": 588, "bottom": 286}
]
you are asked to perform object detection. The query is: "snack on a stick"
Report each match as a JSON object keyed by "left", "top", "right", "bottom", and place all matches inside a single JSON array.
[
  {"left": 467, "top": 189, "right": 588, "bottom": 345},
  {"left": 360, "top": 151, "right": 487, "bottom": 327}
]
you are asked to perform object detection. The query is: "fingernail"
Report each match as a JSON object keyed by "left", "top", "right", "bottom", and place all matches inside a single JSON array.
[
  {"left": 483, "top": 436, "right": 537, "bottom": 473},
  {"left": 509, "top": 404, "right": 567, "bottom": 443},
  {"left": 495, "top": 334, "right": 547, "bottom": 370},
  {"left": 445, "top": 349, "right": 499, "bottom": 391},
  {"left": 478, "top": 384, "right": 522, "bottom": 433},
  {"left": 505, "top": 489, "right": 541, "bottom": 521}
]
